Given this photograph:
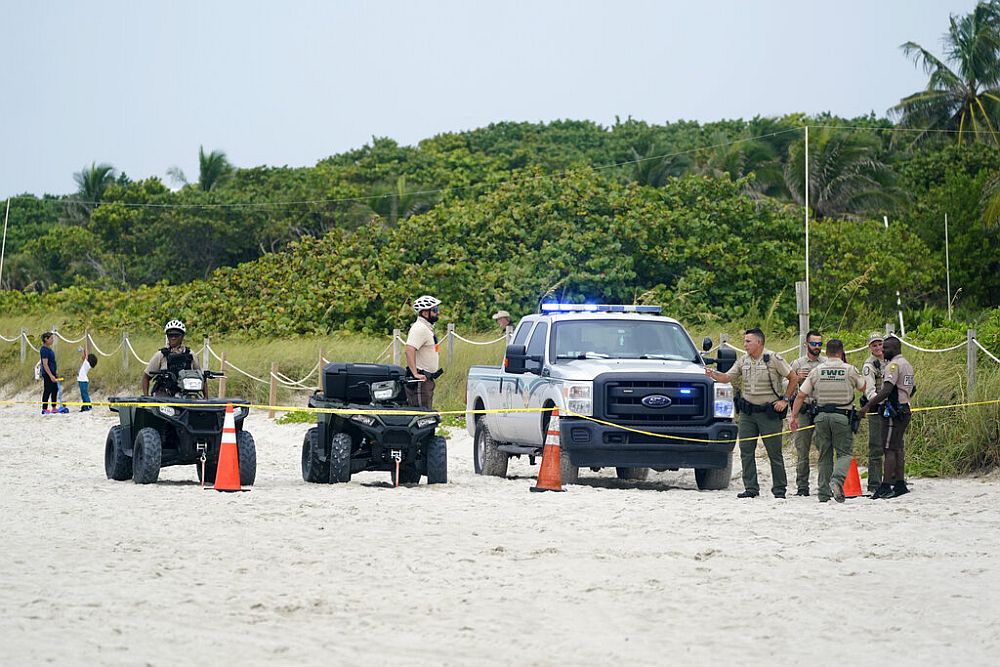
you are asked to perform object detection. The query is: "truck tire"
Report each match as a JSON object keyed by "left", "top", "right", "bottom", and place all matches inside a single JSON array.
[
  {"left": 559, "top": 449, "right": 579, "bottom": 485},
  {"left": 104, "top": 426, "right": 132, "bottom": 481},
  {"left": 237, "top": 431, "right": 257, "bottom": 487},
  {"left": 302, "top": 427, "right": 328, "bottom": 483},
  {"left": 132, "top": 427, "right": 162, "bottom": 485},
  {"left": 474, "top": 416, "right": 508, "bottom": 477},
  {"left": 425, "top": 436, "right": 448, "bottom": 484},
  {"left": 695, "top": 453, "right": 733, "bottom": 491},
  {"left": 615, "top": 467, "right": 649, "bottom": 481},
  {"left": 328, "top": 432, "right": 352, "bottom": 483}
]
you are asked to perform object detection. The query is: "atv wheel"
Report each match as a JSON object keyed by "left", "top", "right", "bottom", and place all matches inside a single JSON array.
[
  {"left": 426, "top": 436, "right": 448, "bottom": 484},
  {"left": 695, "top": 453, "right": 733, "bottom": 491},
  {"left": 104, "top": 426, "right": 132, "bottom": 481},
  {"left": 474, "top": 416, "right": 508, "bottom": 477},
  {"left": 328, "top": 432, "right": 352, "bottom": 483},
  {"left": 302, "top": 427, "right": 328, "bottom": 483},
  {"left": 132, "top": 427, "right": 162, "bottom": 485},
  {"left": 615, "top": 467, "right": 649, "bottom": 481},
  {"left": 237, "top": 431, "right": 257, "bottom": 487}
]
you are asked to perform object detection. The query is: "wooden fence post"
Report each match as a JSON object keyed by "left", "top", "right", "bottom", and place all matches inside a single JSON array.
[
  {"left": 217, "top": 352, "right": 227, "bottom": 398},
  {"left": 886, "top": 323, "right": 895, "bottom": 337},
  {"left": 968, "top": 329, "right": 977, "bottom": 399},
  {"left": 505, "top": 325, "right": 513, "bottom": 342},
  {"left": 51, "top": 325, "right": 58, "bottom": 354},
  {"left": 392, "top": 329, "right": 401, "bottom": 365},
  {"left": 795, "top": 281, "right": 809, "bottom": 357},
  {"left": 122, "top": 331, "right": 129, "bottom": 370},
  {"left": 202, "top": 337, "right": 210, "bottom": 371},
  {"left": 719, "top": 332, "right": 728, "bottom": 348},
  {"left": 20, "top": 328, "right": 26, "bottom": 363},
  {"left": 318, "top": 349, "right": 325, "bottom": 390},
  {"left": 447, "top": 323, "right": 455, "bottom": 364},
  {"left": 269, "top": 362, "right": 278, "bottom": 419}
]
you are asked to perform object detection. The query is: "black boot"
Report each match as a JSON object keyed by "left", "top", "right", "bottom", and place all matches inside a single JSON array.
[
  {"left": 871, "top": 482, "right": 895, "bottom": 499},
  {"left": 892, "top": 480, "right": 910, "bottom": 497},
  {"left": 737, "top": 490, "right": 759, "bottom": 498}
]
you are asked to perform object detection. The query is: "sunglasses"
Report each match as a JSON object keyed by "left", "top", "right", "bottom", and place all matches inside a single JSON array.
[
  {"left": 166, "top": 332, "right": 182, "bottom": 338},
  {"left": 807, "top": 341, "right": 822, "bottom": 347}
]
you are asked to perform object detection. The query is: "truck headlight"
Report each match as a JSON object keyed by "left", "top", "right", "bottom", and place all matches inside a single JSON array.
[
  {"left": 714, "top": 383, "right": 735, "bottom": 419},
  {"left": 158, "top": 406, "right": 176, "bottom": 417},
  {"left": 350, "top": 414, "right": 377, "bottom": 427},
  {"left": 415, "top": 415, "right": 439, "bottom": 429},
  {"left": 563, "top": 381, "right": 593, "bottom": 416},
  {"left": 181, "top": 377, "right": 204, "bottom": 392}
]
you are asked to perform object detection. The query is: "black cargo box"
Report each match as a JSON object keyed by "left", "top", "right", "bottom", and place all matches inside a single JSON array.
[{"left": 323, "top": 362, "right": 405, "bottom": 402}]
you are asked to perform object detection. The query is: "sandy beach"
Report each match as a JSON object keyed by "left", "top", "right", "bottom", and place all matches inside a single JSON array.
[{"left": 2, "top": 398, "right": 999, "bottom": 666}]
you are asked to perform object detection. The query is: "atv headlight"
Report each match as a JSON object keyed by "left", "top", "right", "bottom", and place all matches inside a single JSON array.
[
  {"left": 350, "top": 414, "right": 377, "bottom": 427},
  {"left": 562, "top": 381, "right": 593, "bottom": 416},
  {"left": 231, "top": 406, "right": 246, "bottom": 419},
  {"left": 181, "top": 377, "right": 204, "bottom": 392},
  {"left": 714, "top": 383, "right": 735, "bottom": 419},
  {"left": 158, "top": 406, "right": 176, "bottom": 417},
  {"left": 370, "top": 380, "right": 397, "bottom": 402},
  {"left": 415, "top": 415, "right": 439, "bottom": 429}
]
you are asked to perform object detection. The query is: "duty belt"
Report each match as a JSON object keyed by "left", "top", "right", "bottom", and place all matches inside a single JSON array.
[
  {"left": 738, "top": 398, "right": 772, "bottom": 414},
  {"left": 815, "top": 405, "right": 852, "bottom": 417}
]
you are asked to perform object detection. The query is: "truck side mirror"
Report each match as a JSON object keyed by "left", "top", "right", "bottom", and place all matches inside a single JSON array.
[
  {"left": 702, "top": 336, "right": 713, "bottom": 352},
  {"left": 716, "top": 347, "right": 736, "bottom": 373},
  {"left": 504, "top": 345, "right": 528, "bottom": 374}
]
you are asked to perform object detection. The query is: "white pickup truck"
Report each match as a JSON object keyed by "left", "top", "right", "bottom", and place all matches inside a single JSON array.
[{"left": 465, "top": 304, "right": 738, "bottom": 487}]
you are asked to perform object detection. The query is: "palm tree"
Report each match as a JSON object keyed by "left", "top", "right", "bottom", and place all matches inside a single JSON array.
[
  {"left": 68, "top": 162, "right": 117, "bottom": 222},
  {"left": 783, "top": 127, "right": 900, "bottom": 220},
  {"left": 890, "top": 0, "right": 1000, "bottom": 144},
  {"left": 698, "top": 117, "right": 798, "bottom": 197},
  {"left": 166, "top": 146, "right": 234, "bottom": 191},
  {"left": 368, "top": 175, "right": 436, "bottom": 226},
  {"left": 625, "top": 141, "right": 692, "bottom": 188}
]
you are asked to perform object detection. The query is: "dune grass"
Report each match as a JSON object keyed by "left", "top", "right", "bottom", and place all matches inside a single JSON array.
[{"left": 2, "top": 316, "right": 997, "bottom": 476}]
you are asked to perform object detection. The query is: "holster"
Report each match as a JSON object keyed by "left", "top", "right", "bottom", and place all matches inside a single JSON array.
[{"left": 849, "top": 409, "right": 861, "bottom": 434}]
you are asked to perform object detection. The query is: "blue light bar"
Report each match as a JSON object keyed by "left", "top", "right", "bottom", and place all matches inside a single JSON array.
[
  {"left": 679, "top": 388, "right": 693, "bottom": 395},
  {"left": 540, "top": 303, "right": 663, "bottom": 315}
]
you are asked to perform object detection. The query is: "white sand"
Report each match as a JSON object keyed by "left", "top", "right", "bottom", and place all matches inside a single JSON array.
[{"left": 2, "top": 398, "right": 999, "bottom": 666}]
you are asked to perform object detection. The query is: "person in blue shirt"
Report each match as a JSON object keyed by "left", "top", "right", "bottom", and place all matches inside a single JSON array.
[{"left": 39, "top": 332, "right": 59, "bottom": 414}]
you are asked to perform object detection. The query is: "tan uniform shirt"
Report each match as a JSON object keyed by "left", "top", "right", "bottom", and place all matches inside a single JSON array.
[
  {"left": 405, "top": 317, "right": 440, "bottom": 373},
  {"left": 720, "top": 350, "right": 792, "bottom": 406},
  {"left": 800, "top": 358, "right": 865, "bottom": 407},
  {"left": 144, "top": 345, "right": 201, "bottom": 376},
  {"left": 861, "top": 354, "right": 885, "bottom": 401},
  {"left": 884, "top": 354, "right": 915, "bottom": 404},
  {"left": 788, "top": 353, "right": 826, "bottom": 403}
]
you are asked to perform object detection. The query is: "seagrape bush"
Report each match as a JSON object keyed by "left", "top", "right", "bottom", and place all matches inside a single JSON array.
[{"left": 0, "top": 168, "right": 945, "bottom": 338}]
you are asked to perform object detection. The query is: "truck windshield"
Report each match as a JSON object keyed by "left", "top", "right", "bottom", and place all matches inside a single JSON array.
[{"left": 551, "top": 319, "right": 699, "bottom": 362}]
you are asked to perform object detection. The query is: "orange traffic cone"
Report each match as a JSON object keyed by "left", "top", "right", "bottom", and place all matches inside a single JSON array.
[
  {"left": 843, "top": 457, "right": 863, "bottom": 498},
  {"left": 530, "top": 408, "right": 565, "bottom": 493},
  {"left": 214, "top": 403, "right": 244, "bottom": 492}
]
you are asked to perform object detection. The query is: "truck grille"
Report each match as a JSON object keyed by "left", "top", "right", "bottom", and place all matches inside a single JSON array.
[{"left": 603, "top": 379, "right": 708, "bottom": 423}]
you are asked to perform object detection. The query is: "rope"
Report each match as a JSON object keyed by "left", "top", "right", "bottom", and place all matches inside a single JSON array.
[
  {"left": 372, "top": 341, "right": 393, "bottom": 363},
  {"left": 52, "top": 331, "right": 87, "bottom": 344},
  {"left": 0, "top": 332, "right": 20, "bottom": 343},
  {"left": 85, "top": 334, "right": 123, "bottom": 357},
  {"left": 899, "top": 338, "right": 966, "bottom": 353},
  {"left": 974, "top": 339, "right": 1000, "bottom": 364},
  {"left": 450, "top": 332, "right": 508, "bottom": 345},
  {"left": 25, "top": 337, "right": 38, "bottom": 352},
  {"left": 125, "top": 338, "right": 151, "bottom": 365},
  {"left": 273, "top": 362, "right": 320, "bottom": 387}
]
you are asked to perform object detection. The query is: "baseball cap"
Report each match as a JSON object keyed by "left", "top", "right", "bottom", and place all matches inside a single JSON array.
[
  {"left": 492, "top": 310, "right": 511, "bottom": 320},
  {"left": 867, "top": 331, "right": 884, "bottom": 344}
]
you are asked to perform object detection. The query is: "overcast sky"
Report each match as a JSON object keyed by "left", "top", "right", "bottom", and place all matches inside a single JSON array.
[{"left": 1, "top": 0, "right": 980, "bottom": 198}]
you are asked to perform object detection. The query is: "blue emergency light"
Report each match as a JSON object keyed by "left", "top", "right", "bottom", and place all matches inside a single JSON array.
[{"left": 539, "top": 303, "right": 663, "bottom": 315}]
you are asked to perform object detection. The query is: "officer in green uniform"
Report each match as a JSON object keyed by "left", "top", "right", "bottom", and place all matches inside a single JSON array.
[
  {"left": 789, "top": 339, "right": 865, "bottom": 503},
  {"left": 860, "top": 336, "right": 915, "bottom": 499},
  {"left": 861, "top": 332, "right": 886, "bottom": 494},
  {"left": 707, "top": 328, "right": 799, "bottom": 499},
  {"left": 788, "top": 330, "right": 826, "bottom": 496}
]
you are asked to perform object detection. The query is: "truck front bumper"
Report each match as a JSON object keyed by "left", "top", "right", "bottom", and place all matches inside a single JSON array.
[{"left": 560, "top": 417, "right": 737, "bottom": 469}]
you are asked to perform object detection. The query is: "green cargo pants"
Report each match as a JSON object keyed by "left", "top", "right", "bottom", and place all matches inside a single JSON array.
[
  {"left": 738, "top": 409, "right": 787, "bottom": 496},
  {"left": 866, "top": 413, "right": 883, "bottom": 493},
  {"left": 793, "top": 410, "right": 816, "bottom": 494},
  {"left": 814, "top": 412, "right": 853, "bottom": 502}
]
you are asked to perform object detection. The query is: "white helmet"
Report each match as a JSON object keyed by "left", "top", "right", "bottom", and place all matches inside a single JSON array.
[
  {"left": 164, "top": 319, "right": 186, "bottom": 334},
  {"left": 412, "top": 295, "right": 441, "bottom": 313}
]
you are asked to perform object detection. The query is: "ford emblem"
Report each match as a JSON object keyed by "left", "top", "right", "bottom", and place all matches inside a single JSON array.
[{"left": 641, "top": 394, "right": 672, "bottom": 408}]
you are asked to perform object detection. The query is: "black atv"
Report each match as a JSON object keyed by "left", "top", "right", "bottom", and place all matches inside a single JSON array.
[
  {"left": 301, "top": 362, "right": 447, "bottom": 486},
  {"left": 104, "top": 368, "right": 256, "bottom": 486}
]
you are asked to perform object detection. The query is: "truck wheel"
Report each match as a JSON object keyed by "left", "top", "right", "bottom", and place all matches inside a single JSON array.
[
  {"left": 559, "top": 449, "right": 579, "bottom": 485},
  {"left": 615, "top": 467, "right": 649, "bottom": 481},
  {"left": 237, "top": 431, "right": 257, "bottom": 487},
  {"left": 104, "top": 426, "right": 132, "bottom": 481},
  {"left": 474, "top": 416, "right": 508, "bottom": 477},
  {"left": 132, "top": 427, "right": 162, "bottom": 485},
  {"left": 302, "top": 427, "right": 329, "bottom": 483},
  {"left": 328, "top": 432, "right": 352, "bottom": 483},
  {"left": 426, "top": 436, "right": 448, "bottom": 484},
  {"left": 695, "top": 453, "right": 733, "bottom": 491}
]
